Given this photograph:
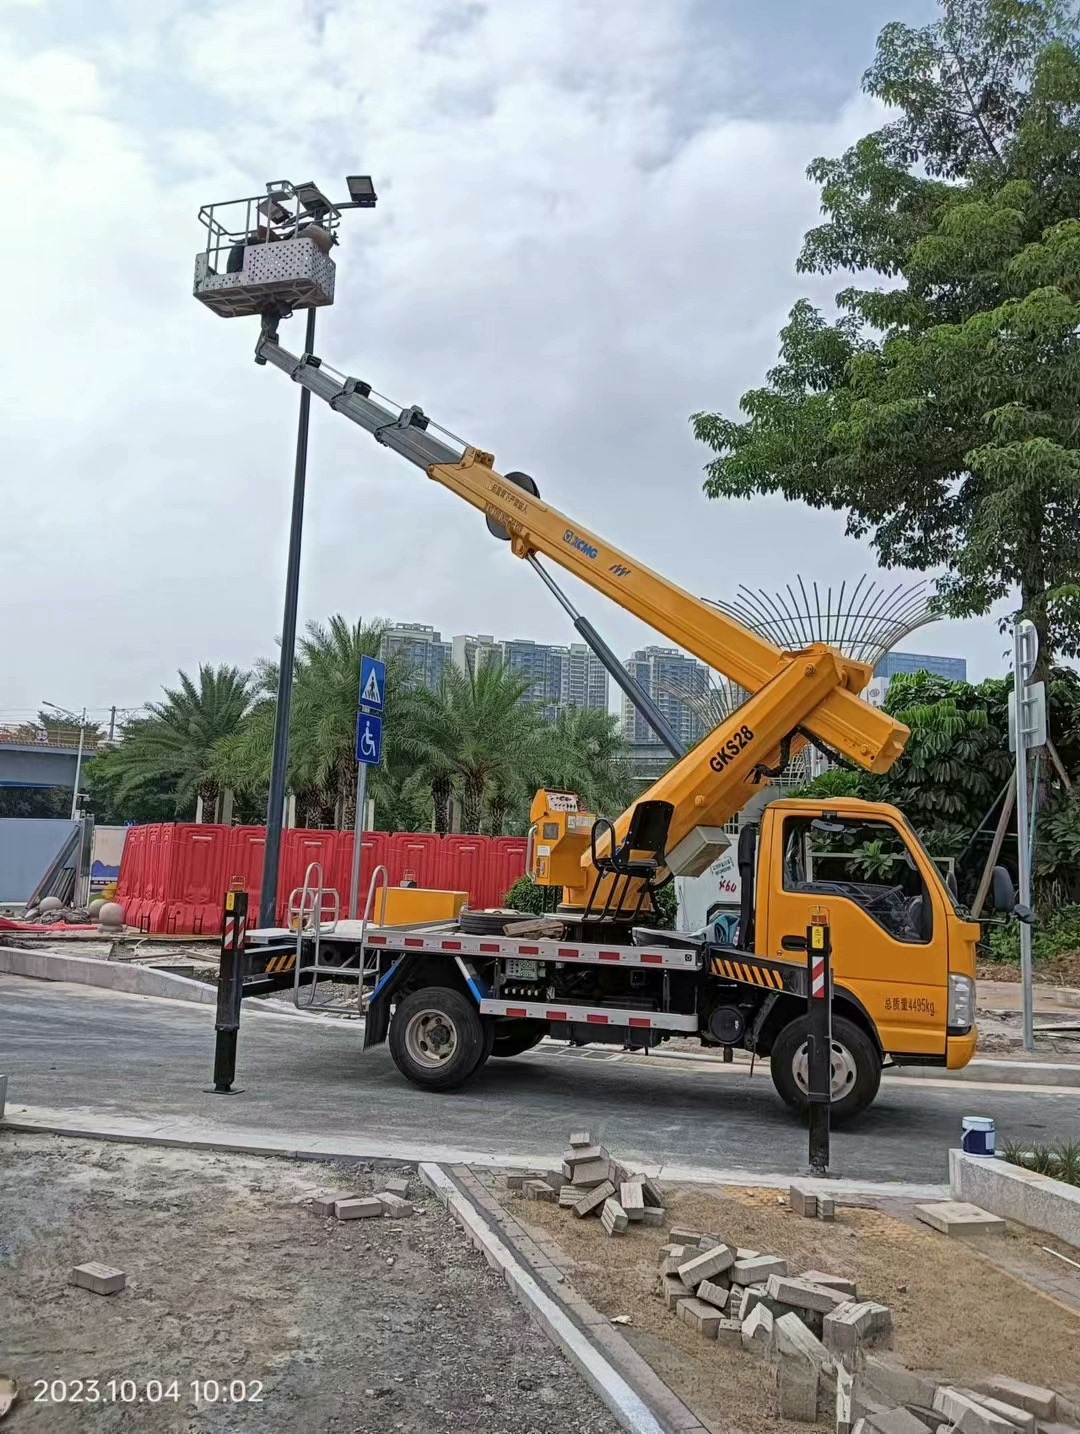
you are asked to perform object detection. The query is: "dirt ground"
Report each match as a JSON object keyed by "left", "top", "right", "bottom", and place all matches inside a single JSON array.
[
  {"left": 496, "top": 1181, "right": 1080, "bottom": 1434},
  {"left": 0, "top": 1134, "right": 620, "bottom": 1434}
]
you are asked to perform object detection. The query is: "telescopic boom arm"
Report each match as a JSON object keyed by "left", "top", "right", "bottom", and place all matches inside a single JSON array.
[{"left": 255, "top": 326, "right": 908, "bottom": 779}]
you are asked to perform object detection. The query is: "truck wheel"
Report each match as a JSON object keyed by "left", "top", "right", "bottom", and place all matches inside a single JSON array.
[
  {"left": 769, "top": 1014, "right": 882, "bottom": 1123},
  {"left": 491, "top": 1019, "right": 546, "bottom": 1058},
  {"left": 389, "top": 987, "right": 488, "bottom": 1091}
]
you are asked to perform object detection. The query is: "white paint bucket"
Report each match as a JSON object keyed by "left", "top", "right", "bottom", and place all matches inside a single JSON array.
[{"left": 961, "top": 1115, "right": 996, "bottom": 1157}]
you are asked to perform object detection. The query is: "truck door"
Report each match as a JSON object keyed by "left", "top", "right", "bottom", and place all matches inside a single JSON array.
[{"left": 762, "top": 811, "right": 949, "bottom": 1057}]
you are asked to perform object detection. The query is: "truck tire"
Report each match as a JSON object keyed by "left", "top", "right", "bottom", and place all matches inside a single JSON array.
[
  {"left": 389, "top": 987, "right": 488, "bottom": 1091},
  {"left": 769, "top": 1013, "right": 882, "bottom": 1123},
  {"left": 491, "top": 1019, "right": 546, "bottom": 1058},
  {"left": 457, "top": 908, "right": 526, "bottom": 935}
]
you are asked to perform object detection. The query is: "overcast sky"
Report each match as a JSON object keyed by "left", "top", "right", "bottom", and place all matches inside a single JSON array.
[{"left": 1, "top": 0, "right": 1009, "bottom": 728}]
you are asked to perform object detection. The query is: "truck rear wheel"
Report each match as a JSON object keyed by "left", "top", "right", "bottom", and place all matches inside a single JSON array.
[
  {"left": 769, "top": 1013, "right": 881, "bottom": 1123},
  {"left": 389, "top": 987, "right": 488, "bottom": 1091},
  {"left": 491, "top": 1019, "right": 546, "bottom": 1058}
]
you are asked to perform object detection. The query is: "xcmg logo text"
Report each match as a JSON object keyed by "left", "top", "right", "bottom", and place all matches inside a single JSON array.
[{"left": 563, "top": 529, "right": 598, "bottom": 560}]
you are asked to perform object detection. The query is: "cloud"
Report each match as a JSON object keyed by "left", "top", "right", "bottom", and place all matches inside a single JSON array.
[{"left": 0, "top": 0, "right": 989, "bottom": 727}]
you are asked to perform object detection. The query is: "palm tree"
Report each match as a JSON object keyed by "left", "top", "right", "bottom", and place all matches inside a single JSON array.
[
  {"left": 106, "top": 665, "right": 252, "bottom": 816},
  {"left": 539, "top": 706, "right": 636, "bottom": 819},
  {"left": 211, "top": 616, "right": 430, "bottom": 829},
  {"left": 412, "top": 662, "right": 544, "bottom": 834}
]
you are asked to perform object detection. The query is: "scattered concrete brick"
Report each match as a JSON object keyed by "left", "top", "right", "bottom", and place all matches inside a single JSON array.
[
  {"left": 696, "top": 1279, "right": 729, "bottom": 1310},
  {"left": 677, "top": 1244, "right": 735, "bottom": 1289},
  {"left": 865, "top": 1410, "right": 933, "bottom": 1434},
  {"left": 608, "top": 1160, "right": 629, "bottom": 1190},
  {"left": 741, "top": 1302, "right": 774, "bottom": 1356},
  {"left": 732, "top": 1254, "right": 788, "bottom": 1285},
  {"left": 778, "top": 1356, "right": 820, "bottom": 1422},
  {"left": 620, "top": 1181, "right": 645, "bottom": 1221},
  {"left": 659, "top": 1246, "right": 692, "bottom": 1276},
  {"left": 311, "top": 1192, "right": 355, "bottom": 1216},
  {"left": 736, "top": 1247, "right": 760, "bottom": 1260},
  {"left": 767, "top": 1274, "right": 849, "bottom": 1315},
  {"left": 789, "top": 1184, "right": 818, "bottom": 1218},
  {"left": 1037, "top": 1424, "right": 1080, "bottom": 1434},
  {"left": 962, "top": 1394, "right": 1037, "bottom": 1433},
  {"left": 658, "top": 1274, "right": 686, "bottom": 1311},
  {"left": 802, "top": 1270, "right": 858, "bottom": 1298},
  {"left": 642, "top": 1205, "right": 665, "bottom": 1226},
  {"left": 558, "top": 1184, "right": 582, "bottom": 1208},
  {"left": 539, "top": 1170, "right": 564, "bottom": 1191},
  {"left": 641, "top": 1175, "right": 665, "bottom": 1209},
  {"left": 823, "top": 1301, "right": 893, "bottom": 1356},
  {"left": 507, "top": 1172, "right": 542, "bottom": 1191},
  {"left": 726, "top": 1287, "right": 749, "bottom": 1322},
  {"left": 384, "top": 1177, "right": 411, "bottom": 1198},
  {"left": 981, "top": 1381, "right": 1058, "bottom": 1421},
  {"left": 819, "top": 1195, "right": 837, "bottom": 1221},
  {"left": 573, "top": 1179, "right": 615, "bottom": 1218},
  {"left": 774, "top": 1312, "right": 835, "bottom": 1376},
  {"left": 860, "top": 1358, "right": 937, "bottom": 1412},
  {"left": 669, "top": 1225, "right": 704, "bottom": 1244},
  {"left": 70, "top": 1263, "right": 125, "bottom": 1296},
  {"left": 935, "top": 1387, "right": 1019, "bottom": 1434},
  {"left": 569, "top": 1158, "right": 611, "bottom": 1189},
  {"left": 375, "top": 1192, "right": 414, "bottom": 1217},
  {"left": 836, "top": 1363, "right": 854, "bottom": 1434},
  {"left": 601, "top": 1197, "right": 628, "bottom": 1235},
  {"left": 716, "top": 1317, "right": 742, "bottom": 1348},
  {"left": 335, "top": 1197, "right": 383, "bottom": 1220},
  {"left": 914, "top": 1202, "right": 1006, "bottom": 1239},
  {"left": 523, "top": 1179, "right": 558, "bottom": 1203},
  {"left": 742, "top": 1285, "right": 784, "bottom": 1324},
  {"left": 676, "top": 1297, "right": 724, "bottom": 1340},
  {"left": 568, "top": 1130, "right": 592, "bottom": 1148},
  {"left": 563, "top": 1143, "right": 605, "bottom": 1167}
]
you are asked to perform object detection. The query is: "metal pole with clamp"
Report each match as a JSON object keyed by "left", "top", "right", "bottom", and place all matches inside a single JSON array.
[
  {"left": 806, "top": 908, "right": 832, "bottom": 1176},
  {"left": 210, "top": 882, "right": 248, "bottom": 1093}
]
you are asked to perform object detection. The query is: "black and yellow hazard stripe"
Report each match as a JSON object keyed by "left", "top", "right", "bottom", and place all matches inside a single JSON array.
[
  {"left": 264, "top": 952, "right": 297, "bottom": 973},
  {"left": 709, "top": 955, "right": 787, "bottom": 990}
]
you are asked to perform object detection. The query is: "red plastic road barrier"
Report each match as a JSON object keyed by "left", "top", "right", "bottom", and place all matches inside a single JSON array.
[{"left": 116, "top": 825, "right": 530, "bottom": 935}]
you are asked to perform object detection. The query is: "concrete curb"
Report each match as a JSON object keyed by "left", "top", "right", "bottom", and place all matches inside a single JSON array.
[
  {"left": 950, "top": 1148, "right": 1080, "bottom": 1247},
  {"left": 0, "top": 947, "right": 347, "bottom": 1024},
  {"left": 0, "top": 945, "right": 217, "bottom": 1005},
  {"left": 419, "top": 1163, "right": 676, "bottom": 1434},
  {"left": 0, "top": 1105, "right": 949, "bottom": 1200}
]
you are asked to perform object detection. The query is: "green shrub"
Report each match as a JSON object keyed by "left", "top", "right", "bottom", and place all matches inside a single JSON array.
[
  {"left": 987, "top": 903, "right": 1080, "bottom": 963},
  {"left": 503, "top": 875, "right": 560, "bottom": 914},
  {"left": 1001, "top": 1137, "right": 1080, "bottom": 1188}
]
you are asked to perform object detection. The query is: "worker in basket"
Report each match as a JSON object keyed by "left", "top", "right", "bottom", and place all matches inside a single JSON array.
[{"left": 226, "top": 217, "right": 334, "bottom": 274}]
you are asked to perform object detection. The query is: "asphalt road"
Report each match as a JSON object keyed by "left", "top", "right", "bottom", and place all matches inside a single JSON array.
[{"left": 3, "top": 974, "right": 1078, "bottom": 1185}]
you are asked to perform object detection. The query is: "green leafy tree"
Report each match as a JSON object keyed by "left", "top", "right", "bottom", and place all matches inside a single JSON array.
[
  {"left": 693, "top": 0, "right": 1080, "bottom": 671},
  {"left": 101, "top": 665, "right": 251, "bottom": 818}
]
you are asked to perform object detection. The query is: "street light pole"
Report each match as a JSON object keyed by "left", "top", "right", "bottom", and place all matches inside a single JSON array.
[
  {"left": 70, "top": 710, "right": 87, "bottom": 821},
  {"left": 260, "top": 302, "right": 318, "bottom": 930}
]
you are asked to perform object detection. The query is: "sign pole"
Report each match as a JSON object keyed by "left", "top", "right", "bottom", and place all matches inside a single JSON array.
[
  {"left": 349, "top": 762, "right": 368, "bottom": 920},
  {"left": 1013, "top": 620, "right": 1036, "bottom": 1052},
  {"left": 351, "top": 655, "right": 385, "bottom": 921},
  {"left": 806, "top": 912, "right": 832, "bottom": 1176}
]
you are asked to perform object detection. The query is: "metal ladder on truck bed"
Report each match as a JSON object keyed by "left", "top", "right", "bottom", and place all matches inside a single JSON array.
[{"left": 291, "top": 860, "right": 388, "bottom": 1015}]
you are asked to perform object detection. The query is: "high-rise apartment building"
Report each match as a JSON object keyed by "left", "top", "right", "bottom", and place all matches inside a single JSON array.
[
  {"left": 874, "top": 651, "right": 967, "bottom": 683},
  {"left": 451, "top": 633, "right": 500, "bottom": 677},
  {"left": 561, "top": 643, "right": 609, "bottom": 714},
  {"left": 380, "top": 623, "right": 450, "bottom": 692},
  {"left": 621, "top": 646, "right": 709, "bottom": 747}
]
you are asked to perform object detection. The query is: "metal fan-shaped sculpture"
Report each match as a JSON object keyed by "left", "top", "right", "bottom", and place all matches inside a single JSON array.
[{"left": 707, "top": 577, "right": 938, "bottom": 669}]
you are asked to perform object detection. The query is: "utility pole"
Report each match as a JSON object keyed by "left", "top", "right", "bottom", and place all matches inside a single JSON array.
[{"left": 1012, "top": 618, "right": 1043, "bottom": 1052}]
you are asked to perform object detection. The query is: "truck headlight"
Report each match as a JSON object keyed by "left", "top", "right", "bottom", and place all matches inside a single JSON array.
[{"left": 948, "top": 973, "right": 974, "bottom": 1032}]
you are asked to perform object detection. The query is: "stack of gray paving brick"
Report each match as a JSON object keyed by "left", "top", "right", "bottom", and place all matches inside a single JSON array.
[{"left": 517, "top": 1131, "right": 667, "bottom": 1236}]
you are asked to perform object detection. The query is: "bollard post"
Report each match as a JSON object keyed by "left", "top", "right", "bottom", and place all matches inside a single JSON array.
[
  {"left": 806, "top": 909, "right": 832, "bottom": 1176},
  {"left": 211, "top": 882, "right": 248, "bottom": 1094}
]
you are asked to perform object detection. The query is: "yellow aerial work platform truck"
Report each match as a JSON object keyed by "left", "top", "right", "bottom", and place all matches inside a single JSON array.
[{"left": 197, "top": 181, "right": 1019, "bottom": 1121}]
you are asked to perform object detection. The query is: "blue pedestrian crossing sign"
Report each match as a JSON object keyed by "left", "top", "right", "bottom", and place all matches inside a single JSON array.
[
  {"left": 355, "top": 711, "right": 383, "bottom": 766},
  {"left": 360, "top": 655, "right": 386, "bottom": 711}
]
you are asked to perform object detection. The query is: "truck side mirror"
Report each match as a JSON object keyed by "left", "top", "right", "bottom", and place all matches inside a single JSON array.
[
  {"left": 991, "top": 865, "right": 1016, "bottom": 914},
  {"left": 1013, "top": 903, "right": 1036, "bottom": 925}
]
